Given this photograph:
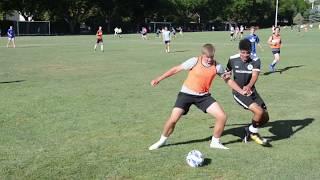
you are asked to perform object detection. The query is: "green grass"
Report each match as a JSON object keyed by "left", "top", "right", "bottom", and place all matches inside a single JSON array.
[{"left": 0, "top": 28, "right": 320, "bottom": 179}]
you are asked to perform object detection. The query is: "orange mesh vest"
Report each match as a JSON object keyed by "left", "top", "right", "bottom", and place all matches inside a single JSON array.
[
  {"left": 270, "top": 34, "right": 281, "bottom": 49},
  {"left": 183, "top": 56, "right": 217, "bottom": 93}
]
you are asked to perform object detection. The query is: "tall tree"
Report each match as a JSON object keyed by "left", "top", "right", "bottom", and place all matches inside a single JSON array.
[{"left": 1, "top": 0, "right": 46, "bottom": 21}]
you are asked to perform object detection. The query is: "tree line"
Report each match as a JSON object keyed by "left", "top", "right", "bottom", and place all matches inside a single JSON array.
[{"left": 0, "top": 0, "right": 310, "bottom": 33}]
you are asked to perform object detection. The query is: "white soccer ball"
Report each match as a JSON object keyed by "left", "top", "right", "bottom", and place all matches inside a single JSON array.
[{"left": 186, "top": 150, "right": 204, "bottom": 167}]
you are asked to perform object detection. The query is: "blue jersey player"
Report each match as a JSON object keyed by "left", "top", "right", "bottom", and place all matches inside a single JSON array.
[
  {"left": 245, "top": 27, "right": 263, "bottom": 57},
  {"left": 7, "top": 26, "right": 16, "bottom": 48}
]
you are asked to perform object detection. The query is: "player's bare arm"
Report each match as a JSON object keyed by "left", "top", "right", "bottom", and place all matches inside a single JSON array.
[
  {"left": 224, "top": 77, "right": 247, "bottom": 95},
  {"left": 151, "top": 65, "right": 184, "bottom": 87},
  {"left": 243, "top": 70, "right": 259, "bottom": 93}
]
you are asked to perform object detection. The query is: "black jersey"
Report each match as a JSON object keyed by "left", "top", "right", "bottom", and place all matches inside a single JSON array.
[{"left": 226, "top": 54, "right": 261, "bottom": 92}]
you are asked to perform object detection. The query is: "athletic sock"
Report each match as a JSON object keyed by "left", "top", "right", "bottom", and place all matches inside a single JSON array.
[
  {"left": 159, "top": 134, "right": 168, "bottom": 143},
  {"left": 249, "top": 125, "right": 258, "bottom": 134},
  {"left": 211, "top": 136, "right": 220, "bottom": 143},
  {"left": 249, "top": 120, "right": 259, "bottom": 133},
  {"left": 271, "top": 60, "right": 277, "bottom": 67}
]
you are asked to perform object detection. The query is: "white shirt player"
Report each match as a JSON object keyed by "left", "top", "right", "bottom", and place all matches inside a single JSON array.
[
  {"left": 230, "top": 26, "right": 235, "bottom": 33},
  {"left": 240, "top": 26, "right": 244, "bottom": 32},
  {"left": 162, "top": 30, "right": 171, "bottom": 41}
]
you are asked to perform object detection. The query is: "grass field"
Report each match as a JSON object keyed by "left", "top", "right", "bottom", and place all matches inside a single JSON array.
[{"left": 1, "top": 29, "right": 320, "bottom": 179}]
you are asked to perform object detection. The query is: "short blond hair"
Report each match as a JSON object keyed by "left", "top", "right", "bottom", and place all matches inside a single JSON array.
[{"left": 202, "top": 43, "right": 215, "bottom": 57}]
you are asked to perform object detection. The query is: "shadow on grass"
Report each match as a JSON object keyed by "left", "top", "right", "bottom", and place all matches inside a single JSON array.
[
  {"left": 202, "top": 158, "right": 211, "bottom": 167},
  {"left": 0, "top": 80, "right": 26, "bottom": 84},
  {"left": 263, "top": 65, "right": 304, "bottom": 75},
  {"left": 164, "top": 118, "right": 314, "bottom": 147}
]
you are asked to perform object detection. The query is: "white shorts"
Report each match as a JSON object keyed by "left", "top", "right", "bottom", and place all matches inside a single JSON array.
[{"left": 8, "top": 37, "right": 15, "bottom": 41}]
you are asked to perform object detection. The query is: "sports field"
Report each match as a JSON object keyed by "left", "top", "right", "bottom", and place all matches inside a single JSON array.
[{"left": 1, "top": 29, "right": 320, "bottom": 179}]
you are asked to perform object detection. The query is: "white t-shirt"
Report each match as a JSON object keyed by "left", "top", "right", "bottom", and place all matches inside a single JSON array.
[
  {"left": 181, "top": 57, "right": 225, "bottom": 96},
  {"left": 162, "top": 30, "right": 171, "bottom": 41},
  {"left": 230, "top": 26, "right": 235, "bottom": 33}
]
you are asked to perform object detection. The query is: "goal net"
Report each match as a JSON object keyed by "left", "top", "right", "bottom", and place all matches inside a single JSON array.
[
  {"left": 149, "top": 22, "right": 172, "bottom": 33},
  {"left": 15, "top": 21, "right": 51, "bottom": 36}
]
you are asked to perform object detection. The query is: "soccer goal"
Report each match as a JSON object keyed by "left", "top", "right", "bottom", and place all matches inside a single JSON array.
[
  {"left": 149, "top": 21, "right": 172, "bottom": 32},
  {"left": 15, "top": 21, "right": 51, "bottom": 36}
]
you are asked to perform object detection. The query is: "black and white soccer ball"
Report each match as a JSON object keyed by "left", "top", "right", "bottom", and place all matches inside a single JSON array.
[{"left": 186, "top": 150, "right": 204, "bottom": 167}]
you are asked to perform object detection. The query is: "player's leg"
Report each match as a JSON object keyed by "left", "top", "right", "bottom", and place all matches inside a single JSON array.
[
  {"left": 94, "top": 39, "right": 98, "bottom": 51},
  {"left": 12, "top": 38, "right": 16, "bottom": 48},
  {"left": 149, "top": 107, "right": 185, "bottom": 150},
  {"left": 233, "top": 93, "right": 268, "bottom": 145},
  {"left": 271, "top": 52, "right": 280, "bottom": 68},
  {"left": 7, "top": 38, "right": 11, "bottom": 48},
  {"left": 205, "top": 102, "right": 229, "bottom": 149},
  {"left": 149, "top": 92, "right": 191, "bottom": 150},
  {"left": 100, "top": 42, "right": 104, "bottom": 52},
  {"left": 245, "top": 103, "right": 269, "bottom": 145},
  {"left": 195, "top": 95, "right": 228, "bottom": 149},
  {"left": 165, "top": 44, "right": 168, "bottom": 53},
  {"left": 162, "top": 108, "right": 185, "bottom": 137},
  {"left": 167, "top": 42, "right": 170, "bottom": 53},
  {"left": 270, "top": 50, "right": 280, "bottom": 71}
]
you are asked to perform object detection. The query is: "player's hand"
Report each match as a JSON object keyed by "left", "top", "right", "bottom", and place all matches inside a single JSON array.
[
  {"left": 221, "top": 71, "right": 231, "bottom": 80},
  {"left": 243, "top": 86, "right": 252, "bottom": 96},
  {"left": 240, "top": 90, "right": 248, "bottom": 96},
  {"left": 151, "top": 79, "right": 160, "bottom": 87}
]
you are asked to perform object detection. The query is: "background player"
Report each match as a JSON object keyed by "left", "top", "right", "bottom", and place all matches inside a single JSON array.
[
  {"left": 148, "top": 44, "right": 247, "bottom": 151},
  {"left": 94, "top": 26, "right": 104, "bottom": 52},
  {"left": 162, "top": 27, "right": 171, "bottom": 53},
  {"left": 245, "top": 26, "right": 263, "bottom": 57},
  {"left": 7, "top": 26, "right": 16, "bottom": 48},
  {"left": 141, "top": 27, "right": 148, "bottom": 40},
  {"left": 268, "top": 27, "right": 282, "bottom": 72},
  {"left": 230, "top": 25, "right": 235, "bottom": 41},
  {"left": 225, "top": 39, "right": 270, "bottom": 146},
  {"left": 240, "top": 25, "right": 244, "bottom": 39}
]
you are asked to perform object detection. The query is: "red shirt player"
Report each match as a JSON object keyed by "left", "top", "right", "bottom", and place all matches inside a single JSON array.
[{"left": 94, "top": 26, "right": 104, "bottom": 52}]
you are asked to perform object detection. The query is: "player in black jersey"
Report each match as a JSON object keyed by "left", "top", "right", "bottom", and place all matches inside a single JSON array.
[{"left": 225, "top": 39, "right": 270, "bottom": 146}]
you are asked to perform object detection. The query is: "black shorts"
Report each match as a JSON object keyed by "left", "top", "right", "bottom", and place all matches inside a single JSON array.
[
  {"left": 233, "top": 91, "right": 267, "bottom": 110},
  {"left": 164, "top": 40, "right": 170, "bottom": 44},
  {"left": 272, "top": 48, "right": 280, "bottom": 54},
  {"left": 174, "top": 92, "right": 216, "bottom": 115},
  {"left": 96, "top": 39, "right": 103, "bottom": 43},
  {"left": 230, "top": 33, "right": 234, "bottom": 37},
  {"left": 240, "top": 32, "right": 243, "bottom": 34},
  {"left": 142, "top": 33, "right": 147, "bottom": 36}
]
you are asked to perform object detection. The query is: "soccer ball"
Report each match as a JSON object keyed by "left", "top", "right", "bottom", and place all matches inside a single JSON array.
[{"left": 186, "top": 150, "right": 204, "bottom": 167}]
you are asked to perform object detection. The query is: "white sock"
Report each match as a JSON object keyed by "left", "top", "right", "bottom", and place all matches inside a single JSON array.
[
  {"left": 211, "top": 136, "right": 220, "bottom": 143},
  {"left": 149, "top": 135, "right": 168, "bottom": 150},
  {"left": 249, "top": 125, "right": 258, "bottom": 133},
  {"left": 159, "top": 134, "right": 168, "bottom": 143}
]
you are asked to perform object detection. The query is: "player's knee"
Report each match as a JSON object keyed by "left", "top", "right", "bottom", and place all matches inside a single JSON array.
[
  {"left": 216, "top": 112, "right": 227, "bottom": 123},
  {"left": 255, "top": 108, "right": 264, "bottom": 118}
]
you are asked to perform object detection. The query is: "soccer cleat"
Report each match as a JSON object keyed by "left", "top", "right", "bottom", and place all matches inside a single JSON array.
[
  {"left": 210, "top": 141, "right": 229, "bottom": 150},
  {"left": 269, "top": 64, "right": 275, "bottom": 72},
  {"left": 148, "top": 140, "right": 166, "bottom": 150},
  {"left": 250, "top": 133, "right": 268, "bottom": 145},
  {"left": 243, "top": 127, "right": 269, "bottom": 146}
]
